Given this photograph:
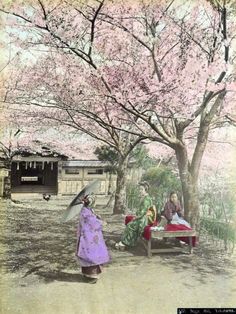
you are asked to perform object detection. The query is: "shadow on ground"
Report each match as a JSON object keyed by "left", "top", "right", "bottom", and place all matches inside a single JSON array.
[
  {"left": 35, "top": 271, "right": 86, "bottom": 284},
  {"left": 0, "top": 200, "right": 235, "bottom": 286}
]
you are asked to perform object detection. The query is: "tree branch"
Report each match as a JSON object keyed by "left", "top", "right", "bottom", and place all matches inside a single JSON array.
[
  {"left": 0, "top": 8, "right": 46, "bottom": 30},
  {"left": 37, "top": 0, "right": 47, "bottom": 20},
  {"left": 88, "top": 0, "right": 104, "bottom": 56}
]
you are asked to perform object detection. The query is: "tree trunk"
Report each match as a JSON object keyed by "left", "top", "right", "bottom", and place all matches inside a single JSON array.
[
  {"left": 107, "top": 171, "right": 112, "bottom": 195},
  {"left": 113, "top": 157, "right": 128, "bottom": 214},
  {"left": 181, "top": 175, "right": 200, "bottom": 230},
  {"left": 3, "top": 175, "right": 11, "bottom": 199},
  {"left": 175, "top": 145, "right": 200, "bottom": 229},
  {"left": 3, "top": 162, "right": 11, "bottom": 199}
]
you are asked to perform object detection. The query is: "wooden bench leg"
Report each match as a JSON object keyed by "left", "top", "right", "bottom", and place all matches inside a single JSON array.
[
  {"left": 147, "top": 239, "right": 152, "bottom": 258},
  {"left": 189, "top": 236, "right": 193, "bottom": 254}
]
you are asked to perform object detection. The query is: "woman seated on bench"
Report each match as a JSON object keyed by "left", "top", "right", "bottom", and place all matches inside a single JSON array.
[
  {"left": 115, "top": 181, "right": 153, "bottom": 249},
  {"left": 160, "top": 191, "right": 198, "bottom": 247},
  {"left": 161, "top": 191, "right": 190, "bottom": 228}
]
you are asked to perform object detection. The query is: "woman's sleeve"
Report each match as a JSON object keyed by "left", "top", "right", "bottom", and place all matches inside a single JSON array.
[
  {"left": 163, "top": 202, "right": 173, "bottom": 221},
  {"left": 135, "top": 197, "right": 152, "bottom": 219}
]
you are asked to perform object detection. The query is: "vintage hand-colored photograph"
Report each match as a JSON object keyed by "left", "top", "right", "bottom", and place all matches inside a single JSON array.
[{"left": 0, "top": 0, "right": 236, "bottom": 313}]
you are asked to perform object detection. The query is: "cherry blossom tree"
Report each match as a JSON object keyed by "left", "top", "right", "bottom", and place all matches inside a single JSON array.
[
  {"left": 0, "top": 0, "right": 236, "bottom": 226},
  {"left": 1, "top": 56, "right": 148, "bottom": 212}
]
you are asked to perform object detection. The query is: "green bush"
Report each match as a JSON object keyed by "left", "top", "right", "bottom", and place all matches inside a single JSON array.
[{"left": 126, "top": 183, "right": 141, "bottom": 211}]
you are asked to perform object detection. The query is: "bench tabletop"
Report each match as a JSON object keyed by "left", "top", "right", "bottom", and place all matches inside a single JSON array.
[{"left": 151, "top": 230, "right": 196, "bottom": 238}]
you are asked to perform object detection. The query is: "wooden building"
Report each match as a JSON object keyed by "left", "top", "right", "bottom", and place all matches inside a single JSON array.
[
  {"left": 59, "top": 160, "right": 116, "bottom": 196},
  {"left": 10, "top": 158, "right": 115, "bottom": 198},
  {"left": 0, "top": 147, "right": 142, "bottom": 202}
]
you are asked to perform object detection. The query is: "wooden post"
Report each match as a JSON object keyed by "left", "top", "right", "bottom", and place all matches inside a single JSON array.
[
  {"left": 147, "top": 239, "right": 152, "bottom": 258},
  {"left": 189, "top": 236, "right": 193, "bottom": 254},
  {"left": 56, "top": 161, "right": 62, "bottom": 196},
  {"left": 82, "top": 168, "right": 85, "bottom": 187}
]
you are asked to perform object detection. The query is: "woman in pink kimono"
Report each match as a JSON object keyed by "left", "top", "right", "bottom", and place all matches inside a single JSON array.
[{"left": 76, "top": 195, "right": 110, "bottom": 284}]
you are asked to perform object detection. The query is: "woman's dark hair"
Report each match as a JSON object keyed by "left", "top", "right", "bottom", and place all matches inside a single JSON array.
[
  {"left": 83, "top": 197, "right": 90, "bottom": 207},
  {"left": 169, "top": 191, "right": 178, "bottom": 198},
  {"left": 139, "top": 181, "right": 150, "bottom": 192},
  {"left": 82, "top": 195, "right": 95, "bottom": 206}
]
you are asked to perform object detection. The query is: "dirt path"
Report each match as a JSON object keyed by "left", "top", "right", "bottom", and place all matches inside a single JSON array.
[
  {"left": 1, "top": 258, "right": 236, "bottom": 314},
  {"left": 0, "top": 200, "right": 236, "bottom": 314}
]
